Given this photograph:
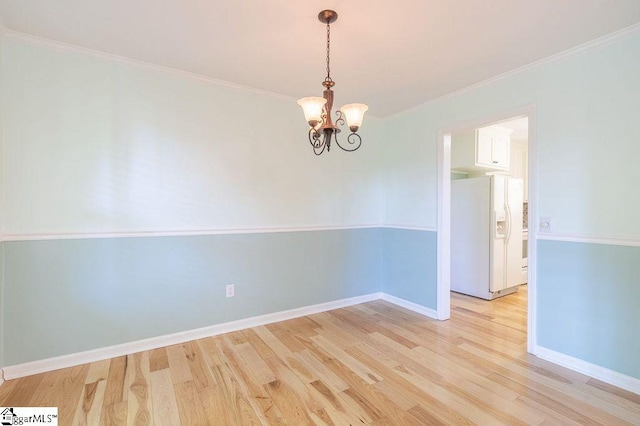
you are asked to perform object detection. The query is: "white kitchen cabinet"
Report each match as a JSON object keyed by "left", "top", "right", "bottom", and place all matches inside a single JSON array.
[
  {"left": 451, "top": 125, "right": 512, "bottom": 173},
  {"left": 476, "top": 126, "right": 511, "bottom": 169}
]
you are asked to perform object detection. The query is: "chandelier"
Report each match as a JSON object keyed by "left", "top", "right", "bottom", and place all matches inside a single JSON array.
[{"left": 297, "top": 10, "right": 369, "bottom": 156}]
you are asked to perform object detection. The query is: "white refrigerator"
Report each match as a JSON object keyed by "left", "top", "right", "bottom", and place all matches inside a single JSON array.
[{"left": 451, "top": 175, "right": 524, "bottom": 300}]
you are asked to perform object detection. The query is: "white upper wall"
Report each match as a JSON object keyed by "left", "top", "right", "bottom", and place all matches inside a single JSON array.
[
  {"left": 1, "top": 37, "right": 384, "bottom": 236},
  {"left": 3, "top": 29, "right": 640, "bottom": 239},
  {"left": 383, "top": 31, "right": 640, "bottom": 239}
]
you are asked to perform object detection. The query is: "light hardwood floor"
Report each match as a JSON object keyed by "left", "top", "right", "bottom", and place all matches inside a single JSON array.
[{"left": 1, "top": 286, "right": 639, "bottom": 425}]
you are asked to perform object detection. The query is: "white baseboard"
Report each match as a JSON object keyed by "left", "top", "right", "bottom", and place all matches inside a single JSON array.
[
  {"left": 380, "top": 293, "right": 438, "bottom": 319},
  {"left": 2, "top": 292, "right": 383, "bottom": 380},
  {"left": 535, "top": 346, "right": 640, "bottom": 395}
]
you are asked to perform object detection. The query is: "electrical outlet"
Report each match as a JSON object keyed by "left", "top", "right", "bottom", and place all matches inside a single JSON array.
[
  {"left": 226, "top": 284, "right": 235, "bottom": 298},
  {"left": 539, "top": 216, "right": 552, "bottom": 233}
]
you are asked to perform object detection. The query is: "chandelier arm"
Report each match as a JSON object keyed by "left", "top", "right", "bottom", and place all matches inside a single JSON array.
[
  {"left": 309, "top": 128, "right": 324, "bottom": 150},
  {"left": 313, "top": 133, "right": 327, "bottom": 155},
  {"left": 335, "top": 110, "right": 345, "bottom": 127},
  {"left": 335, "top": 131, "right": 362, "bottom": 152}
]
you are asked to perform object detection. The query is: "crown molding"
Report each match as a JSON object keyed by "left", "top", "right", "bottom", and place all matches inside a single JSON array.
[
  {"left": 386, "top": 23, "right": 640, "bottom": 121},
  {"left": 2, "top": 30, "right": 297, "bottom": 103}
]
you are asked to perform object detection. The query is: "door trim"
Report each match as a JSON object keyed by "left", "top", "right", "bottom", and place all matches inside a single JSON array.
[{"left": 436, "top": 105, "right": 538, "bottom": 354}]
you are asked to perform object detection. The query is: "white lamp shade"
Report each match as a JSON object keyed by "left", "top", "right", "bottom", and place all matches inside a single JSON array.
[
  {"left": 340, "top": 103, "right": 368, "bottom": 131},
  {"left": 297, "top": 97, "right": 327, "bottom": 125}
]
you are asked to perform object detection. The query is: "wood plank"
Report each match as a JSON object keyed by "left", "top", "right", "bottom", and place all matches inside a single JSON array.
[
  {"left": 196, "top": 338, "right": 263, "bottom": 425},
  {"left": 588, "top": 377, "right": 640, "bottom": 405},
  {"left": 349, "top": 343, "right": 477, "bottom": 425},
  {"left": 263, "top": 355, "right": 325, "bottom": 417},
  {"left": 101, "top": 355, "right": 129, "bottom": 425},
  {"left": 165, "top": 344, "right": 193, "bottom": 385},
  {"left": 126, "top": 352, "right": 153, "bottom": 426},
  {"left": 265, "top": 320, "right": 308, "bottom": 352},
  {"left": 218, "top": 336, "right": 286, "bottom": 424},
  {"left": 407, "top": 404, "right": 449, "bottom": 425},
  {"left": 173, "top": 381, "right": 208, "bottom": 425},
  {"left": 149, "top": 368, "right": 181, "bottom": 426},
  {"left": 373, "top": 320, "right": 421, "bottom": 349},
  {"left": 460, "top": 342, "right": 640, "bottom": 424},
  {"left": 72, "top": 360, "right": 110, "bottom": 426},
  {"left": 488, "top": 372, "right": 602, "bottom": 425},
  {"left": 181, "top": 341, "right": 211, "bottom": 390},
  {"left": 0, "top": 373, "right": 46, "bottom": 405},
  {"left": 252, "top": 324, "right": 295, "bottom": 362},
  {"left": 410, "top": 345, "right": 521, "bottom": 401},
  {"left": 305, "top": 340, "right": 403, "bottom": 424},
  {"left": 234, "top": 342, "right": 276, "bottom": 385},
  {"left": 310, "top": 334, "right": 383, "bottom": 385},
  {"left": 392, "top": 364, "right": 511, "bottom": 425},
  {"left": 57, "top": 364, "right": 92, "bottom": 425},
  {"left": 149, "top": 348, "right": 169, "bottom": 372},
  {"left": 295, "top": 349, "right": 349, "bottom": 392},
  {"left": 235, "top": 328, "right": 279, "bottom": 360},
  {"left": 24, "top": 368, "right": 65, "bottom": 406}
]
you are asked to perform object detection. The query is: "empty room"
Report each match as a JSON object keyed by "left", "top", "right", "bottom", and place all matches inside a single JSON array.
[{"left": 0, "top": 1, "right": 639, "bottom": 424}]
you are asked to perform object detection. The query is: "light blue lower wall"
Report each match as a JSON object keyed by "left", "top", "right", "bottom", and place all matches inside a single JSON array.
[
  {"left": 3, "top": 228, "right": 383, "bottom": 366},
  {"left": 382, "top": 228, "right": 437, "bottom": 309},
  {"left": 5, "top": 228, "right": 638, "bottom": 384},
  {"left": 537, "top": 240, "right": 640, "bottom": 379}
]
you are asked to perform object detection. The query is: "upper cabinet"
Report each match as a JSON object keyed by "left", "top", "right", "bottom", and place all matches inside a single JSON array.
[
  {"left": 452, "top": 125, "right": 512, "bottom": 172},
  {"left": 476, "top": 126, "right": 511, "bottom": 169}
]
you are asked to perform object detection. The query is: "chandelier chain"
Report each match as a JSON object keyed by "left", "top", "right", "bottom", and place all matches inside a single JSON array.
[{"left": 325, "top": 22, "right": 332, "bottom": 82}]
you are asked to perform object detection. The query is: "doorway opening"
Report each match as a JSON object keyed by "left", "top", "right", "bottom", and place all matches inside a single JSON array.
[{"left": 437, "top": 107, "right": 536, "bottom": 354}]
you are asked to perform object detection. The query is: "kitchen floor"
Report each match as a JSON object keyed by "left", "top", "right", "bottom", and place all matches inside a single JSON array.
[{"left": 451, "top": 285, "right": 528, "bottom": 356}]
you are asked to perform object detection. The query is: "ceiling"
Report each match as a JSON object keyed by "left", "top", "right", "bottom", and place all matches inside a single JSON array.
[{"left": 1, "top": 1, "right": 639, "bottom": 117}]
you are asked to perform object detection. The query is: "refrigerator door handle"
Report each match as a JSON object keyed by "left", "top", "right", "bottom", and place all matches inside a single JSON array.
[{"left": 505, "top": 202, "right": 512, "bottom": 241}]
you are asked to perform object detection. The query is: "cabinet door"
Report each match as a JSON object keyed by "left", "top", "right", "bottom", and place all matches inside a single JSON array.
[
  {"left": 475, "top": 129, "right": 493, "bottom": 167},
  {"left": 491, "top": 133, "right": 510, "bottom": 169}
]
